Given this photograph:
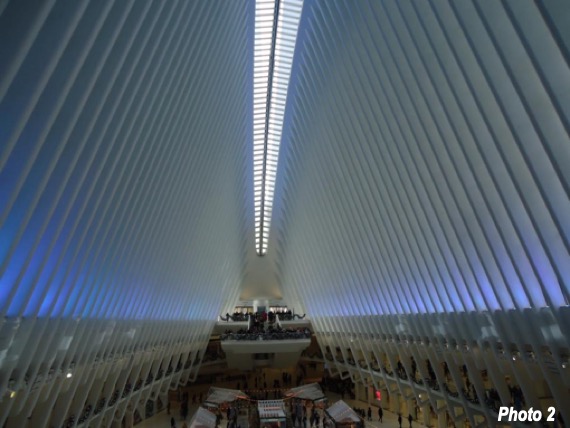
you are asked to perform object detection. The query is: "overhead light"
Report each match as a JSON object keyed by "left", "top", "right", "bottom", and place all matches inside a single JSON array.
[
  {"left": 9, "top": 390, "right": 16, "bottom": 399},
  {"left": 66, "top": 372, "right": 73, "bottom": 379},
  {"left": 254, "top": 0, "right": 303, "bottom": 255}
]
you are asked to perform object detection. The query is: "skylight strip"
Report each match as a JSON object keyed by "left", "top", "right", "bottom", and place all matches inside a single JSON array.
[
  {"left": 253, "top": 0, "right": 276, "bottom": 249},
  {"left": 262, "top": 1, "right": 302, "bottom": 252},
  {"left": 254, "top": 0, "right": 303, "bottom": 255}
]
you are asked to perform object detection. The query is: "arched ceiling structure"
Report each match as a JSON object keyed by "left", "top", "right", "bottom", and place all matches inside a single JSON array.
[
  {"left": 0, "top": 0, "right": 569, "bottom": 426},
  {"left": 274, "top": 0, "right": 570, "bottom": 317},
  {"left": 0, "top": 0, "right": 251, "bottom": 322},
  {"left": 0, "top": 1, "right": 253, "bottom": 424}
]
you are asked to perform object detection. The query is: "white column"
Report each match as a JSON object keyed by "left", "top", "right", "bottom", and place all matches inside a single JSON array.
[
  {"left": 421, "top": 404, "right": 430, "bottom": 427},
  {"left": 390, "top": 393, "right": 400, "bottom": 413}
]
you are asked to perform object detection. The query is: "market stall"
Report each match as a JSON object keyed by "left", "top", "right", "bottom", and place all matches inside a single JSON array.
[
  {"left": 324, "top": 400, "right": 362, "bottom": 428},
  {"left": 283, "top": 383, "right": 327, "bottom": 407},
  {"left": 258, "top": 399, "right": 287, "bottom": 428},
  {"left": 203, "top": 387, "right": 249, "bottom": 410},
  {"left": 189, "top": 407, "right": 217, "bottom": 428}
]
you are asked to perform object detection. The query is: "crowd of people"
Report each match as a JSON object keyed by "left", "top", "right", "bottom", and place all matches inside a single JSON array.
[
  {"left": 320, "top": 376, "right": 355, "bottom": 400},
  {"left": 221, "top": 326, "right": 311, "bottom": 341},
  {"left": 222, "top": 309, "right": 306, "bottom": 323},
  {"left": 290, "top": 399, "right": 323, "bottom": 428}
]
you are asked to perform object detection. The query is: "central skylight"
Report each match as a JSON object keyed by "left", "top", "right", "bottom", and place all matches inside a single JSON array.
[{"left": 254, "top": 0, "right": 303, "bottom": 256}]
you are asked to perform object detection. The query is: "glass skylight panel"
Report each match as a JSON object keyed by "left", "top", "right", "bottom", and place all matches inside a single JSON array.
[{"left": 254, "top": 0, "right": 303, "bottom": 256}]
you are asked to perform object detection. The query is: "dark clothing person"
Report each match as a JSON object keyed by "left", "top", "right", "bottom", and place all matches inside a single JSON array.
[
  {"left": 378, "top": 407, "right": 383, "bottom": 422},
  {"left": 398, "top": 414, "right": 402, "bottom": 428},
  {"left": 408, "top": 414, "right": 413, "bottom": 428},
  {"left": 367, "top": 407, "right": 372, "bottom": 421}
]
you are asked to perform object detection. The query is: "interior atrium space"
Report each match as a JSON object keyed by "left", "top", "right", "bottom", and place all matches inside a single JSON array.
[{"left": 0, "top": 0, "right": 569, "bottom": 427}]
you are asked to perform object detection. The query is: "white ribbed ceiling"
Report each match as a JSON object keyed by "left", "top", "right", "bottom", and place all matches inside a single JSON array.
[
  {"left": 269, "top": 4, "right": 570, "bottom": 421},
  {"left": 0, "top": 0, "right": 250, "bottom": 321},
  {"left": 274, "top": 0, "right": 570, "bottom": 318},
  {"left": 1, "top": 0, "right": 570, "bottom": 426},
  {"left": 0, "top": 2, "right": 252, "bottom": 423}
]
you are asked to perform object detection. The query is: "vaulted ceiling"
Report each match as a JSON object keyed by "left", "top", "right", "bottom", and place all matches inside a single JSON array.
[
  {"left": 0, "top": 0, "right": 569, "bottom": 426},
  {"left": 274, "top": 0, "right": 570, "bottom": 317}
]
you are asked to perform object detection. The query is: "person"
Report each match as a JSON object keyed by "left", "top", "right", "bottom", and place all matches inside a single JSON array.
[
  {"left": 408, "top": 414, "right": 413, "bottom": 428},
  {"left": 171, "top": 416, "right": 176, "bottom": 427},
  {"left": 378, "top": 407, "right": 383, "bottom": 423},
  {"left": 367, "top": 407, "right": 372, "bottom": 421},
  {"left": 398, "top": 414, "right": 402, "bottom": 428}
]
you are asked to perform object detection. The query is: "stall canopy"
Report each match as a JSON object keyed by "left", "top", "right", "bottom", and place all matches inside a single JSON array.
[
  {"left": 283, "top": 383, "right": 326, "bottom": 402},
  {"left": 325, "top": 400, "right": 361, "bottom": 424},
  {"left": 258, "top": 400, "right": 287, "bottom": 419},
  {"left": 189, "top": 407, "right": 217, "bottom": 428},
  {"left": 204, "top": 387, "right": 248, "bottom": 407}
]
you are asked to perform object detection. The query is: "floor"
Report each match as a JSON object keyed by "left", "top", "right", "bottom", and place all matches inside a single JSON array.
[{"left": 136, "top": 390, "right": 429, "bottom": 428}]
